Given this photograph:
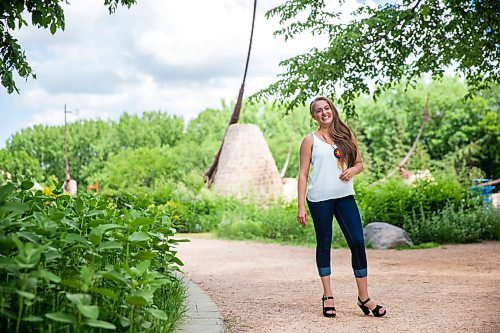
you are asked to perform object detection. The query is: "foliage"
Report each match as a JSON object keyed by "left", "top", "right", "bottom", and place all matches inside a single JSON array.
[
  {"left": 351, "top": 78, "right": 500, "bottom": 178},
  {"left": 215, "top": 199, "right": 319, "bottom": 244},
  {"left": 1, "top": 112, "right": 185, "bottom": 184},
  {"left": 403, "top": 204, "right": 500, "bottom": 244},
  {"left": 2, "top": 80, "right": 497, "bottom": 188},
  {"left": 0, "top": 149, "right": 43, "bottom": 180},
  {"left": 239, "top": 102, "right": 314, "bottom": 178},
  {"left": 356, "top": 172, "right": 469, "bottom": 227},
  {"left": 1, "top": 79, "right": 498, "bottom": 247},
  {"left": 115, "top": 112, "right": 184, "bottom": 149},
  {"left": 0, "top": 181, "right": 186, "bottom": 332},
  {"left": 1, "top": 0, "right": 137, "bottom": 93},
  {"left": 255, "top": 0, "right": 499, "bottom": 113}
]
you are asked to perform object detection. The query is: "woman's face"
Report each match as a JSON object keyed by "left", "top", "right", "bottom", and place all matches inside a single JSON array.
[{"left": 311, "top": 99, "right": 334, "bottom": 127}]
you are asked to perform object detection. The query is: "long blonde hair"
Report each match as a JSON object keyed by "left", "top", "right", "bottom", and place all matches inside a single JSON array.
[{"left": 309, "top": 96, "right": 357, "bottom": 168}]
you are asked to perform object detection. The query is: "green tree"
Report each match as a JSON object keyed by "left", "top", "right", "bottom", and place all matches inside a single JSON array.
[
  {"left": 185, "top": 103, "right": 232, "bottom": 145},
  {"left": 95, "top": 142, "right": 214, "bottom": 193},
  {"left": 6, "top": 124, "right": 64, "bottom": 180},
  {"left": 115, "top": 112, "right": 184, "bottom": 149},
  {"left": 3, "top": 112, "right": 185, "bottom": 184},
  {"left": 0, "top": 149, "right": 43, "bottom": 179},
  {"left": 1, "top": 0, "right": 137, "bottom": 93},
  {"left": 352, "top": 78, "right": 499, "bottom": 178},
  {"left": 255, "top": 0, "right": 499, "bottom": 113}
]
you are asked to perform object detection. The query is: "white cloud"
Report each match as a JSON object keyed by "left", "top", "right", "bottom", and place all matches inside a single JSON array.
[{"left": 1, "top": 0, "right": 371, "bottom": 148}]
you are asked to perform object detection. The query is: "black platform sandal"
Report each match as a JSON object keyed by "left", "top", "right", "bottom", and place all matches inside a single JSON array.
[
  {"left": 322, "top": 296, "right": 336, "bottom": 318},
  {"left": 357, "top": 297, "right": 386, "bottom": 317}
]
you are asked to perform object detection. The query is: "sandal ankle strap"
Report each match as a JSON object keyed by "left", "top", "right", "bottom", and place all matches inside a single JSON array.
[
  {"left": 358, "top": 297, "right": 371, "bottom": 305},
  {"left": 322, "top": 296, "right": 334, "bottom": 301}
]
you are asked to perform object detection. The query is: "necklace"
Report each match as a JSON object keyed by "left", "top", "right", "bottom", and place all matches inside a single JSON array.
[
  {"left": 318, "top": 130, "right": 331, "bottom": 143},
  {"left": 318, "top": 131, "right": 335, "bottom": 147},
  {"left": 318, "top": 130, "right": 344, "bottom": 169}
]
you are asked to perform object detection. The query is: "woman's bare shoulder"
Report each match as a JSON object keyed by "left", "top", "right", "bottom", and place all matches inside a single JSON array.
[
  {"left": 301, "top": 133, "right": 314, "bottom": 144},
  {"left": 300, "top": 133, "right": 313, "bottom": 149}
]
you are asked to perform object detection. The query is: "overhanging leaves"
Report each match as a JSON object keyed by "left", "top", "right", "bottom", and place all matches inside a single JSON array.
[{"left": 253, "top": 0, "right": 499, "bottom": 115}]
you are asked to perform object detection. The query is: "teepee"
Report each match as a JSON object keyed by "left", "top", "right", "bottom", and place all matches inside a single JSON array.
[{"left": 212, "top": 124, "right": 283, "bottom": 201}]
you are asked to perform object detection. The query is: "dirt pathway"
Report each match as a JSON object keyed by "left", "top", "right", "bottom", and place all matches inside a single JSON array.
[{"left": 176, "top": 236, "right": 500, "bottom": 333}]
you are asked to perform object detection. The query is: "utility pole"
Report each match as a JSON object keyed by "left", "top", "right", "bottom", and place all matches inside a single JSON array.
[
  {"left": 64, "top": 104, "right": 71, "bottom": 182},
  {"left": 63, "top": 104, "right": 77, "bottom": 195}
]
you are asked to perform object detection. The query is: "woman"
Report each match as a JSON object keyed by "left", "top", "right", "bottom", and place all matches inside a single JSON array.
[{"left": 297, "top": 96, "right": 386, "bottom": 318}]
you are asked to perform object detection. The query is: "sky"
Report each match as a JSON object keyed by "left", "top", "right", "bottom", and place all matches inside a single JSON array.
[{"left": 0, "top": 0, "right": 373, "bottom": 148}]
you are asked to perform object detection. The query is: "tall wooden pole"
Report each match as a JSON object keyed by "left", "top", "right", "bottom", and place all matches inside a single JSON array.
[
  {"left": 205, "top": 0, "right": 258, "bottom": 185},
  {"left": 64, "top": 104, "right": 71, "bottom": 181}
]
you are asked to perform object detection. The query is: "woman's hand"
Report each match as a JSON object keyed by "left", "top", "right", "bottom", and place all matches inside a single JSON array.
[
  {"left": 297, "top": 206, "right": 308, "bottom": 227},
  {"left": 339, "top": 166, "right": 357, "bottom": 181}
]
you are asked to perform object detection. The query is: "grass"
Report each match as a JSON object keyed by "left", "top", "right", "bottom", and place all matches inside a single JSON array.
[{"left": 395, "top": 242, "right": 440, "bottom": 250}]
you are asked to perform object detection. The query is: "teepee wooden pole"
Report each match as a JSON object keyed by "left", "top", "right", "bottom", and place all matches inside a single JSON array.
[
  {"left": 378, "top": 95, "right": 430, "bottom": 182},
  {"left": 205, "top": 0, "right": 258, "bottom": 185}
]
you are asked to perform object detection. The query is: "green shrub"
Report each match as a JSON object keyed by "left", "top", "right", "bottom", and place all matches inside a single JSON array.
[
  {"left": 215, "top": 200, "right": 349, "bottom": 248},
  {"left": 357, "top": 172, "right": 468, "bottom": 227},
  {"left": 403, "top": 203, "right": 500, "bottom": 244},
  {"left": 0, "top": 181, "right": 186, "bottom": 333}
]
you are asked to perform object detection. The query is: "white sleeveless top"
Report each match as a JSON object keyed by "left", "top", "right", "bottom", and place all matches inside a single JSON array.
[{"left": 307, "top": 133, "right": 355, "bottom": 202}]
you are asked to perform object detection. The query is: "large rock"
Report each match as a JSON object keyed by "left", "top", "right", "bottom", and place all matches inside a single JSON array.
[{"left": 363, "top": 222, "right": 413, "bottom": 249}]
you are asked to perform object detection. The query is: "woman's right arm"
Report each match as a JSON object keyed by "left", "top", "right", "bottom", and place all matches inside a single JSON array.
[{"left": 297, "top": 135, "right": 312, "bottom": 226}]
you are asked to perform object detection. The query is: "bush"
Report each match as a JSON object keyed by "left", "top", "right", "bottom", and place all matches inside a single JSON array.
[
  {"left": 0, "top": 181, "right": 186, "bottom": 333},
  {"left": 403, "top": 203, "right": 500, "bottom": 244},
  {"left": 215, "top": 200, "right": 349, "bottom": 248},
  {"left": 357, "top": 172, "right": 468, "bottom": 227}
]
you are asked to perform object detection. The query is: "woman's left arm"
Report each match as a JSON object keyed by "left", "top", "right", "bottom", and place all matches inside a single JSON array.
[{"left": 339, "top": 133, "right": 363, "bottom": 181}]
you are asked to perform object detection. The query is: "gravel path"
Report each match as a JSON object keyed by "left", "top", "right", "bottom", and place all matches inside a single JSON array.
[{"left": 176, "top": 235, "right": 500, "bottom": 333}]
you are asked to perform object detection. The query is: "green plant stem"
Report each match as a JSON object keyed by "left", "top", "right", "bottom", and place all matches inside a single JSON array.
[
  {"left": 126, "top": 243, "right": 130, "bottom": 266},
  {"left": 15, "top": 273, "right": 27, "bottom": 333},
  {"left": 129, "top": 306, "right": 134, "bottom": 333}
]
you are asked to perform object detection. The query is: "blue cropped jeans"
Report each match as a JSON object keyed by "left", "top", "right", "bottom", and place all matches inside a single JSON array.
[{"left": 307, "top": 195, "right": 367, "bottom": 278}]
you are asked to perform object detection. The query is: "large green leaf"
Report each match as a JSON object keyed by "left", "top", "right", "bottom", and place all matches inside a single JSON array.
[
  {"left": 92, "top": 224, "right": 126, "bottom": 235},
  {"left": 130, "top": 217, "right": 154, "bottom": 227},
  {"left": 118, "top": 315, "right": 130, "bottom": 328},
  {"left": 148, "top": 308, "right": 168, "bottom": 321},
  {"left": 128, "top": 232, "right": 150, "bottom": 242},
  {"left": 0, "top": 201, "right": 30, "bottom": 214},
  {"left": 102, "top": 270, "right": 128, "bottom": 285},
  {"left": 90, "top": 287, "right": 117, "bottom": 301},
  {"left": 0, "top": 236, "right": 16, "bottom": 251},
  {"left": 133, "top": 251, "right": 156, "bottom": 260},
  {"left": 16, "top": 290, "right": 35, "bottom": 300},
  {"left": 20, "top": 181, "right": 34, "bottom": 190},
  {"left": 45, "top": 312, "right": 76, "bottom": 324},
  {"left": 0, "top": 183, "right": 15, "bottom": 203},
  {"left": 66, "top": 293, "right": 91, "bottom": 306},
  {"left": 136, "top": 260, "right": 149, "bottom": 275},
  {"left": 32, "top": 269, "right": 61, "bottom": 283},
  {"left": 77, "top": 304, "right": 99, "bottom": 320},
  {"left": 61, "top": 279, "right": 84, "bottom": 290},
  {"left": 74, "top": 198, "right": 84, "bottom": 212},
  {"left": 98, "top": 241, "right": 122, "bottom": 251},
  {"left": 64, "top": 233, "right": 91, "bottom": 247},
  {"left": 125, "top": 295, "right": 148, "bottom": 307},
  {"left": 169, "top": 256, "right": 184, "bottom": 266},
  {"left": 85, "top": 319, "right": 116, "bottom": 330}
]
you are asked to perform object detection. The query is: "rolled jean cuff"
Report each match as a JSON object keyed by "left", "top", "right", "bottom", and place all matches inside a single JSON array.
[
  {"left": 318, "top": 267, "right": 331, "bottom": 277},
  {"left": 354, "top": 268, "right": 367, "bottom": 278}
]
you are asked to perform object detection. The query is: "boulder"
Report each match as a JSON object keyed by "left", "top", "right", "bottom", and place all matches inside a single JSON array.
[{"left": 363, "top": 222, "right": 413, "bottom": 249}]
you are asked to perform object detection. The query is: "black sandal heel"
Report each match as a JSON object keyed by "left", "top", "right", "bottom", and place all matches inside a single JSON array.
[
  {"left": 357, "top": 297, "right": 386, "bottom": 317},
  {"left": 322, "top": 295, "right": 336, "bottom": 318}
]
